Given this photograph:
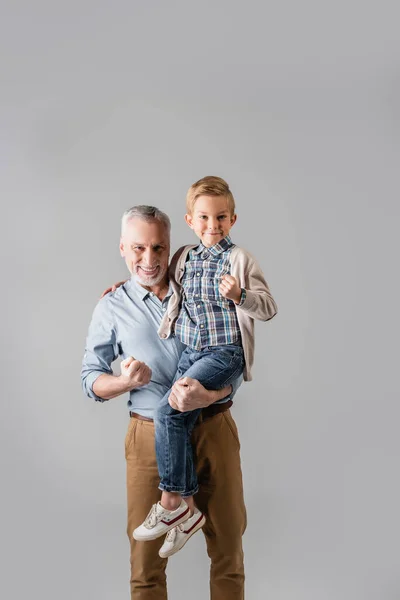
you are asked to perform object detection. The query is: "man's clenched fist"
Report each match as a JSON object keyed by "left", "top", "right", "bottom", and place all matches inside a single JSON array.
[{"left": 121, "top": 356, "right": 152, "bottom": 390}]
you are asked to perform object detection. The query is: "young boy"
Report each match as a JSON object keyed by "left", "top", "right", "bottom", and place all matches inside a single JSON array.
[{"left": 133, "top": 176, "right": 278, "bottom": 558}]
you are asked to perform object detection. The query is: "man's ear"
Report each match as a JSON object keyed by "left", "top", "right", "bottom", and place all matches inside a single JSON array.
[
  {"left": 184, "top": 213, "right": 194, "bottom": 229},
  {"left": 230, "top": 214, "right": 237, "bottom": 226},
  {"left": 119, "top": 239, "right": 125, "bottom": 257}
]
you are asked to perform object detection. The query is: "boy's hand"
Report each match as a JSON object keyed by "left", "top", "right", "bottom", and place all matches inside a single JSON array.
[
  {"left": 120, "top": 356, "right": 152, "bottom": 389},
  {"left": 100, "top": 280, "right": 127, "bottom": 298},
  {"left": 219, "top": 275, "right": 242, "bottom": 304}
]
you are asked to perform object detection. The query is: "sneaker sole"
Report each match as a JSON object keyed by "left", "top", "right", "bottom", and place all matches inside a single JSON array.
[
  {"left": 132, "top": 511, "right": 191, "bottom": 542},
  {"left": 159, "top": 514, "right": 206, "bottom": 558}
]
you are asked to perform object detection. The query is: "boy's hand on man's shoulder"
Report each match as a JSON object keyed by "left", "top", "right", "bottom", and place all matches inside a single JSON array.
[
  {"left": 100, "top": 280, "right": 127, "bottom": 298},
  {"left": 219, "top": 275, "right": 242, "bottom": 304}
]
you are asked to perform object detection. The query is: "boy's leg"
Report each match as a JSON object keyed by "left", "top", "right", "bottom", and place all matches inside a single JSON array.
[
  {"left": 125, "top": 417, "right": 168, "bottom": 599},
  {"left": 155, "top": 345, "right": 244, "bottom": 498},
  {"left": 154, "top": 384, "right": 201, "bottom": 497},
  {"left": 193, "top": 410, "right": 247, "bottom": 600},
  {"left": 154, "top": 347, "right": 200, "bottom": 497}
]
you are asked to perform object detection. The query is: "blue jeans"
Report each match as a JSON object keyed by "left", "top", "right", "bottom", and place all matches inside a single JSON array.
[{"left": 154, "top": 344, "right": 244, "bottom": 497}]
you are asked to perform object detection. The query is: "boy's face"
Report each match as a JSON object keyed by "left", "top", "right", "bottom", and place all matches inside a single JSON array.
[{"left": 185, "top": 195, "right": 237, "bottom": 248}]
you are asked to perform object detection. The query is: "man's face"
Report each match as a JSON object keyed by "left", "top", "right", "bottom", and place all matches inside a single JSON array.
[
  {"left": 185, "top": 195, "right": 237, "bottom": 248},
  {"left": 120, "top": 218, "right": 170, "bottom": 288}
]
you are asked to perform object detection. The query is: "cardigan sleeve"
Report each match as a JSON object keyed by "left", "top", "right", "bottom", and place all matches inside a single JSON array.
[{"left": 235, "top": 253, "right": 278, "bottom": 321}]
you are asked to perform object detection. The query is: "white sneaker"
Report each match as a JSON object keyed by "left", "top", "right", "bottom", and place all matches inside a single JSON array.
[
  {"left": 159, "top": 509, "right": 206, "bottom": 558},
  {"left": 133, "top": 500, "right": 190, "bottom": 541}
]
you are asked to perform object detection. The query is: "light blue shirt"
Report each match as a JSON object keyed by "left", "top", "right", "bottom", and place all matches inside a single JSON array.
[{"left": 81, "top": 277, "right": 241, "bottom": 418}]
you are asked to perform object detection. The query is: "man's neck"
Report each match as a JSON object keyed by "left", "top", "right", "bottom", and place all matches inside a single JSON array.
[{"left": 141, "top": 278, "right": 170, "bottom": 301}]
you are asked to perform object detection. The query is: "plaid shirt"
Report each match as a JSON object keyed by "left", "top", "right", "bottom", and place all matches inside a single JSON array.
[{"left": 174, "top": 235, "right": 242, "bottom": 350}]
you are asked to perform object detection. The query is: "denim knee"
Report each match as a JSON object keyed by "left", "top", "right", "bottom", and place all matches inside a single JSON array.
[{"left": 155, "top": 393, "right": 175, "bottom": 421}]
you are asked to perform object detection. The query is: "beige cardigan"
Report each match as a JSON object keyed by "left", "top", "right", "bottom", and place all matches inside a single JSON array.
[{"left": 158, "top": 245, "right": 278, "bottom": 381}]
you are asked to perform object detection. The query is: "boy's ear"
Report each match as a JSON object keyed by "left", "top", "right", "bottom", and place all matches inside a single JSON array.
[
  {"left": 230, "top": 214, "right": 237, "bottom": 226},
  {"left": 185, "top": 213, "right": 194, "bottom": 229}
]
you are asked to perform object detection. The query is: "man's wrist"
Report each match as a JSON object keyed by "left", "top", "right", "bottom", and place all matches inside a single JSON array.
[
  {"left": 207, "top": 385, "right": 232, "bottom": 405},
  {"left": 118, "top": 375, "right": 138, "bottom": 393},
  {"left": 93, "top": 373, "right": 132, "bottom": 400}
]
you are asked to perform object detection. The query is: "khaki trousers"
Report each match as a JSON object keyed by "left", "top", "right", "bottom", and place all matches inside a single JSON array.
[{"left": 125, "top": 409, "right": 247, "bottom": 599}]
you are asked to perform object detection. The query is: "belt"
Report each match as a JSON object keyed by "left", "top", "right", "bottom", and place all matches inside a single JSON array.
[{"left": 129, "top": 399, "right": 233, "bottom": 424}]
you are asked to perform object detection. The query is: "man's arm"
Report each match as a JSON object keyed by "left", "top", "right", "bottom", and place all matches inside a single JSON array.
[
  {"left": 93, "top": 357, "right": 152, "bottom": 400},
  {"left": 168, "top": 375, "right": 243, "bottom": 412},
  {"left": 81, "top": 300, "right": 151, "bottom": 401}
]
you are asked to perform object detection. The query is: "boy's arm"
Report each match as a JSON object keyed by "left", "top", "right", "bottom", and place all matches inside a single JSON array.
[
  {"left": 237, "top": 256, "right": 277, "bottom": 321},
  {"left": 221, "top": 253, "right": 277, "bottom": 322}
]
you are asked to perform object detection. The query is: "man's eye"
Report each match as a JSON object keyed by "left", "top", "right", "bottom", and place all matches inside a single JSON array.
[
  {"left": 133, "top": 246, "right": 144, "bottom": 251},
  {"left": 153, "top": 246, "right": 162, "bottom": 252}
]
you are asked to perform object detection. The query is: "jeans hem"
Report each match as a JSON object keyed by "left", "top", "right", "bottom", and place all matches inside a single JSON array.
[
  {"left": 158, "top": 484, "right": 199, "bottom": 496},
  {"left": 181, "top": 486, "right": 199, "bottom": 497}
]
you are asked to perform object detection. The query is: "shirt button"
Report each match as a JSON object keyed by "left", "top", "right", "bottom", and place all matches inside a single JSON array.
[
  {"left": 195, "top": 293, "right": 199, "bottom": 297},
  {"left": 197, "top": 304, "right": 201, "bottom": 308},
  {"left": 196, "top": 272, "right": 200, "bottom": 276},
  {"left": 200, "top": 325, "right": 204, "bottom": 328}
]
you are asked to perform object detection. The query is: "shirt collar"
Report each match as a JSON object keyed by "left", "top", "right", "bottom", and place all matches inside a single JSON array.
[
  {"left": 193, "top": 235, "right": 233, "bottom": 257},
  {"left": 126, "top": 277, "right": 150, "bottom": 300},
  {"left": 126, "top": 276, "right": 173, "bottom": 302}
]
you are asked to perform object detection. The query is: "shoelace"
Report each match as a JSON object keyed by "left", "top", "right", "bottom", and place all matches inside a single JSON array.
[
  {"left": 143, "top": 504, "right": 165, "bottom": 529},
  {"left": 165, "top": 523, "right": 185, "bottom": 542}
]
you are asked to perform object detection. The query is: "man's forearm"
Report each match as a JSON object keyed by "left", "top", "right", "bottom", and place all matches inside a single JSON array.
[
  {"left": 93, "top": 373, "right": 133, "bottom": 401},
  {"left": 203, "top": 384, "right": 232, "bottom": 406},
  {"left": 169, "top": 379, "right": 233, "bottom": 412}
]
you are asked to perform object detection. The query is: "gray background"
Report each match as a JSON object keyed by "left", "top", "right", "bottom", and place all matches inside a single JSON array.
[{"left": 1, "top": 1, "right": 399, "bottom": 599}]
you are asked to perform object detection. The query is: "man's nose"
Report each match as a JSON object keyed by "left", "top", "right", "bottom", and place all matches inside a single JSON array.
[{"left": 143, "top": 249, "right": 157, "bottom": 265}]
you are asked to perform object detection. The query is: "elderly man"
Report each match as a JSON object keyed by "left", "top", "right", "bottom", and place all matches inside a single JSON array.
[{"left": 81, "top": 206, "right": 246, "bottom": 599}]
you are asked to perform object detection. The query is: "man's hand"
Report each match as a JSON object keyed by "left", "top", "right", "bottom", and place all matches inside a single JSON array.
[
  {"left": 219, "top": 275, "right": 242, "bottom": 304},
  {"left": 100, "top": 280, "right": 127, "bottom": 299},
  {"left": 121, "top": 356, "right": 152, "bottom": 390},
  {"left": 168, "top": 377, "right": 231, "bottom": 412}
]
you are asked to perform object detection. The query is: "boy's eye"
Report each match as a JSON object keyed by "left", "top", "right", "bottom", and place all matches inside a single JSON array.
[
  {"left": 199, "top": 215, "right": 207, "bottom": 220},
  {"left": 218, "top": 215, "right": 227, "bottom": 220}
]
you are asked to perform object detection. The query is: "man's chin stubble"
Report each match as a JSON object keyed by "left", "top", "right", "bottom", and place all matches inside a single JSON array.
[{"left": 133, "top": 272, "right": 165, "bottom": 288}]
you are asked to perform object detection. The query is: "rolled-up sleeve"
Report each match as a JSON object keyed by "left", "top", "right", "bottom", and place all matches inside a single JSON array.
[{"left": 81, "top": 298, "right": 119, "bottom": 402}]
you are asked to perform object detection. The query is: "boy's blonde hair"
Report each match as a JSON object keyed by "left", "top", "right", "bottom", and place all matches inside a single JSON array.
[{"left": 186, "top": 176, "right": 236, "bottom": 215}]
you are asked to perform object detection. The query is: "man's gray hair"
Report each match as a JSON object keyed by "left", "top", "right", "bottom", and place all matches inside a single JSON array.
[{"left": 121, "top": 205, "right": 171, "bottom": 235}]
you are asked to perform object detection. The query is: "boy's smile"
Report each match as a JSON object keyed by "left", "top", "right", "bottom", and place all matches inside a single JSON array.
[{"left": 185, "top": 195, "right": 237, "bottom": 248}]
